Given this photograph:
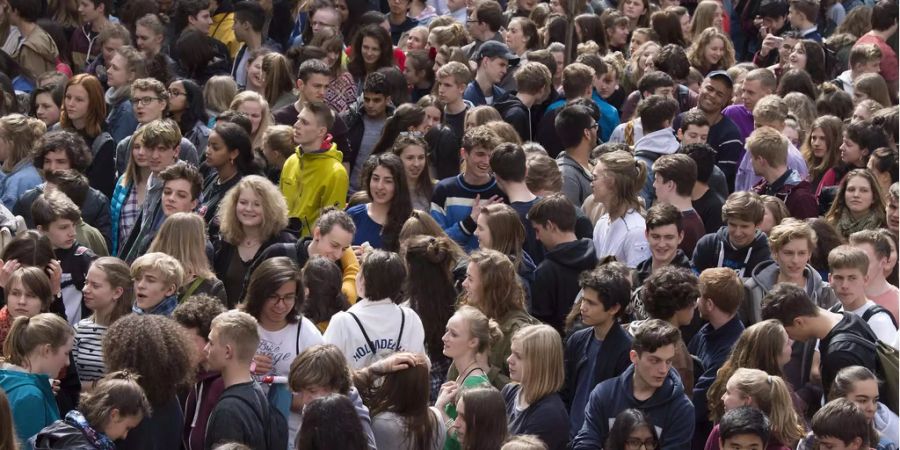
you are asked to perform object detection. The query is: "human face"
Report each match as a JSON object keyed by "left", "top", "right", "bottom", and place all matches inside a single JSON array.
[
  {"left": 778, "top": 37, "right": 797, "bottom": 65},
  {"left": 464, "top": 146, "right": 492, "bottom": 180},
  {"left": 83, "top": 265, "right": 122, "bottom": 315},
  {"left": 704, "top": 37, "right": 726, "bottom": 67},
  {"left": 237, "top": 101, "right": 264, "bottom": 135},
  {"left": 646, "top": 224, "right": 683, "bottom": 264},
  {"left": 775, "top": 238, "right": 811, "bottom": 279},
  {"left": 162, "top": 179, "right": 197, "bottom": 216},
  {"left": 249, "top": 56, "right": 267, "bottom": 92},
  {"left": 44, "top": 337, "right": 73, "bottom": 377},
  {"left": 813, "top": 436, "right": 863, "bottom": 450},
  {"left": 852, "top": 104, "right": 873, "bottom": 123},
  {"left": 622, "top": 0, "right": 645, "bottom": 20},
  {"left": 474, "top": 214, "right": 492, "bottom": 249},
  {"left": 400, "top": 144, "right": 427, "bottom": 182},
  {"left": 788, "top": 42, "right": 806, "bottom": 71},
  {"left": 580, "top": 288, "right": 617, "bottom": 327},
  {"left": 34, "top": 93, "right": 61, "bottom": 126},
  {"left": 721, "top": 380, "right": 752, "bottom": 411},
  {"left": 205, "top": 132, "right": 237, "bottom": 170},
  {"left": 6, "top": 279, "right": 44, "bottom": 319},
  {"left": 452, "top": 399, "right": 468, "bottom": 442},
  {"left": 262, "top": 281, "right": 297, "bottom": 326},
  {"left": 188, "top": 8, "right": 213, "bottom": 33},
  {"left": 293, "top": 108, "right": 326, "bottom": 147},
  {"left": 101, "top": 38, "right": 124, "bottom": 68},
  {"left": 423, "top": 106, "right": 442, "bottom": 130},
  {"left": 505, "top": 21, "right": 526, "bottom": 54},
  {"left": 740, "top": 79, "right": 769, "bottom": 112},
  {"left": 840, "top": 135, "right": 866, "bottom": 166},
  {"left": 167, "top": 81, "right": 187, "bottom": 114},
  {"left": 204, "top": 328, "right": 228, "bottom": 371},
  {"left": 407, "top": 29, "right": 427, "bottom": 50},
  {"left": 299, "top": 74, "right": 330, "bottom": 103},
  {"left": 369, "top": 165, "right": 396, "bottom": 205},
  {"left": 777, "top": 328, "right": 793, "bottom": 367},
  {"left": 712, "top": 4, "right": 724, "bottom": 28},
  {"left": 363, "top": 93, "right": 388, "bottom": 118},
  {"left": 134, "top": 269, "right": 176, "bottom": 310},
  {"left": 361, "top": 37, "right": 382, "bottom": 67},
  {"left": 597, "top": 72, "right": 618, "bottom": 98},
  {"left": 809, "top": 128, "right": 827, "bottom": 158},
  {"left": 311, "top": 226, "right": 353, "bottom": 261},
  {"left": 610, "top": 24, "right": 629, "bottom": 47},
  {"left": 42, "top": 219, "right": 77, "bottom": 250},
  {"left": 783, "top": 125, "right": 800, "bottom": 149},
  {"left": 726, "top": 219, "right": 757, "bottom": 248},
  {"left": 830, "top": 267, "right": 869, "bottom": 307},
  {"left": 442, "top": 313, "right": 477, "bottom": 359},
  {"left": 681, "top": 124, "right": 709, "bottom": 145},
  {"left": 680, "top": 13, "right": 691, "bottom": 37},
  {"left": 334, "top": 0, "right": 349, "bottom": 22},
  {"left": 720, "top": 435, "right": 765, "bottom": 450},
  {"left": 311, "top": 8, "right": 340, "bottom": 34},
  {"left": 507, "top": 339, "right": 526, "bottom": 382},
  {"left": 42, "top": 149, "right": 71, "bottom": 173},
  {"left": 77, "top": 0, "right": 101, "bottom": 23},
  {"left": 437, "top": 77, "right": 465, "bottom": 104},
  {"left": 631, "top": 344, "right": 675, "bottom": 389},
  {"left": 887, "top": 193, "right": 899, "bottom": 232},
  {"left": 135, "top": 24, "right": 162, "bottom": 55},
  {"left": 847, "top": 378, "right": 879, "bottom": 422},
  {"left": 404, "top": 63, "right": 423, "bottom": 85},
  {"left": 482, "top": 57, "right": 509, "bottom": 84},
  {"left": 236, "top": 188, "right": 264, "bottom": 228},
  {"left": 462, "top": 262, "right": 482, "bottom": 304},
  {"left": 64, "top": 84, "right": 90, "bottom": 124},
  {"left": 844, "top": 175, "right": 875, "bottom": 216},
  {"left": 130, "top": 137, "right": 150, "bottom": 172},
  {"left": 591, "top": 161, "right": 613, "bottom": 206},
  {"left": 629, "top": 33, "right": 649, "bottom": 59},
  {"left": 132, "top": 89, "right": 166, "bottom": 124},
  {"left": 146, "top": 144, "right": 178, "bottom": 174},
  {"left": 103, "top": 412, "right": 143, "bottom": 441},
  {"left": 625, "top": 426, "right": 657, "bottom": 450},
  {"left": 698, "top": 79, "right": 731, "bottom": 114},
  {"left": 389, "top": 0, "right": 409, "bottom": 15}
]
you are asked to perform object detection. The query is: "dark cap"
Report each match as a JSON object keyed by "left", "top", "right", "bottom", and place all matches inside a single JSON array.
[
  {"left": 706, "top": 70, "right": 734, "bottom": 88},
  {"left": 757, "top": 0, "right": 789, "bottom": 18},
  {"left": 474, "top": 41, "right": 520, "bottom": 66}
]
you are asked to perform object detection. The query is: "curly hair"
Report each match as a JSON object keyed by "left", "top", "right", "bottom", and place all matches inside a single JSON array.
[
  {"left": 217, "top": 175, "right": 289, "bottom": 245},
  {"left": 687, "top": 27, "right": 735, "bottom": 74},
  {"left": 32, "top": 130, "right": 93, "bottom": 173},
  {"left": 641, "top": 266, "right": 699, "bottom": 320},
  {"left": 464, "top": 249, "right": 526, "bottom": 321},
  {"left": 103, "top": 314, "right": 195, "bottom": 407},
  {"left": 172, "top": 293, "right": 227, "bottom": 343}
]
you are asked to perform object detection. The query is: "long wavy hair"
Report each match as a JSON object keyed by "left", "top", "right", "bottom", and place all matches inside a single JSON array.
[
  {"left": 464, "top": 249, "right": 526, "bottom": 321},
  {"left": 0, "top": 114, "right": 45, "bottom": 173},
  {"left": 391, "top": 135, "right": 434, "bottom": 201},
  {"left": 825, "top": 168, "right": 887, "bottom": 230},
  {"left": 217, "top": 175, "right": 289, "bottom": 245},
  {"left": 801, "top": 115, "right": 844, "bottom": 186},
  {"left": 360, "top": 153, "right": 412, "bottom": 252},
  {"left": 367, "top": 353, "right": 438, "bottom": 450},
  {"left": 148, "top": 213, "right": 216, "bottom": 280},
  {"left": 348, "top": 25, "right": 394, "bottom": 81},
  {"left": 687, "top": 27, "right": 735, "bottom": 74},
  {"left": 478, "top": 204, "right": 526, "bottom": 269},
  {"left": 371, "top": 104, "right": 426, "bottom": 156},
  {"left": 403, "top": 236, "right": 457, "bottom": 359}
]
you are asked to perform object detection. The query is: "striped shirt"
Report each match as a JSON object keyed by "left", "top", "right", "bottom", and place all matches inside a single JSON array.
[{"left": 73, "top": 318, "right": 108, "bottom": 382}]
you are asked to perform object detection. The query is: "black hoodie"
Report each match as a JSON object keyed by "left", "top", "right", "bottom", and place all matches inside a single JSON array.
[
  {"left": 532, "top": 238, "right": 598, "bottom": 333},
  {"left": 494, "top": 95, "right": 533, "bottom": 142},
  {"left": 691, "top": 226, "right": 771, "bottom": 278}
]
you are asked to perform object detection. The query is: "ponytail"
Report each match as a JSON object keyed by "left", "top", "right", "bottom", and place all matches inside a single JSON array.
[
  {"left": 729, "top": 369, "right": 805, "bottom": 446},
  {"left": 371, "top": 104, "right": 426, "bottom": 156},
  {"left": 80, "top": 370, "right": 152, "bottom": 429},
  {"left": 2, "top": 313, "right": 73, "bottom": 369}
]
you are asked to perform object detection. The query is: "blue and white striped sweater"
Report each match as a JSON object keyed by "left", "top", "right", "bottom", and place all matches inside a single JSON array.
[{"left": 429, "top": 174, "right": 505, "bottom": 252}]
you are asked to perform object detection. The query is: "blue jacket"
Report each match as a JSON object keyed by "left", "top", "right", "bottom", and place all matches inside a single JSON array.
[
  {"left": 0, "top": 161, "right": 42, "bottom": 210},
  {"left": 106, "top": 98, "right": 139, "bottom": 144},
  {"left": 572, "top": 364, "right": 695, "bottom": 450},
  {"left": 429, "top": 174, "right": 505, "bottom": 251},
  {"left": 463, "top": 80, "right": 509, "bottom": 107},
  {"left": 592, "top": 91, "right": 620, "bottom": 143},
  {"left": 0, "top": 368, "right": 60, "bottom": 450}
]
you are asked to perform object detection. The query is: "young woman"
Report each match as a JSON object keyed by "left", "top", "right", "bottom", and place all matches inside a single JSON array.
[
  {"left": 651, "top": 9, "right": 687, "bottom": 47},
  {"left": 0, "top": 388, "right": 17, "bottom": 450},
  {"left": 261, "top": 53, "right": 297, "bottom": 111},
  {"left": 201, "top": 121, "right": 258, "bottom": 229},
  {"left": 213, "top": 175, "right": 294, "bottom": 307},
  {"left": 369, "top": 352, "right": 446, "bottom": 450},
  {"left": 59, "top": 74, "right": 117, "bottom": 197},
  {"left": 110, "top": 128, "right": 151, "bottom": 255},
  {"left": 503, "top": 325, "right": 568, "bottom": 450},
  {"left": 853, "top": 99, "right": 883, "bottom": 123},
  {"left": 618, "top": 0, "right": 650, "bottom": 31},
  {"left": 868, "top": 147, "right": 898, "bottom": 205},
  {"left": 690, "top": 1, "right": 724, "bottom": 37},
  {"left": 348, "top": 25, "right": 395, "bottom": 88},
  {"left": 168, "top": 79, "right": 210, "bottom": 156},
  {"left": 30, "top": 82, "right": 64, "bottom": 127},
  {"left": 802, "top": 115, "right": 844, "bottom": 193},
  {"left": 827, "top": 366, "right": 899, "bottom": 449},
  {"left": 853, "top": 73, "right": 893, "bottom": 108},
  {"left": 148, "top": 212, "right": 227, "bottom": 305},
  {"left": 669, "top": 5, "right": 692, "bottom": 43},
  {"left": 301, "top": 256, "right": 350, "bottom": 333},
  {"left": 392, "top": 135, "right": 434, "bottom": 211},
  {"left": 0, "top": 313, "right": 74, "bottom": 445},
  {"left": 623, "top": 40, "right": 660, "bottom": 94},
  {"left": 787, "top": 40, "right": 828, "bottom": 85},
  {"left": 825, "top": 169, "right": 888, "bottom": 239},
  {"left": 243, "top": 256, "right": 323, "bottom": 449},
  {"left": 506, "top": 17, "right": 541, "bottom": 58},
  {"left": 348, "top": 153, "right": 413, "bottom": 252},
  {"left": 245, "top": 48, "right": 272, "bottom": 94},
  {"left": 202, "top": 75, "right": 238, "bottom": 123},
  {"left": 687, "top": 27, "right": 735, "bottom": 75},
  {"left": 758, "top": 195, "right": 790, "bottom": 236},
  {"left": 452, "top": 387, "right": 509, "bottom": 450},
  {"left": 73, "top": 258, "right": 133, "bottom": 390},
  {"left": 709, "top": 369, "right": 806, "bottom": 450},
  {"left": 228, "top": 90, "right": 274, "bottom": 153},
  {"left": 30, "top": 371, "right": 151, "bottom": 449},
  {"left": 105, "top": 46, "right": 145, "bottom": 144},
  {"left": 261, "top": 125, "right": 294, "bottom": 185},
  {"left": 372, "top": 104, "right": 429, "bottom": 157},
  {"left": 474, "top": 204, "right": 535, "bottom": 303},
  {"left": 605, "top": 409, "right": 661, "bottom": 450},
  {"left": 0, "top": 114, "right": 44, "bottom": 210},
  {"left": 590, "top": 150, "right": 651, "bottom": 268},
  {"left": 102, "top": 313, "right": 194, "bottom": 450},
  {"left": 0, "top": 267, "right": 54, "bottom": 349}
]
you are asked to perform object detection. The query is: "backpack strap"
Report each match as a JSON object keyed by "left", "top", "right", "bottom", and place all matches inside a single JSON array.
[
  {"left": 862, "top": 305, "right": 899, "bottom": 329},
  {"left": 348, "top": 311, "right": 377, "bottom": 356},
  {"left": 180, "top": 277, "right": 205, "bottom": 303},
  {"left": 295, "top": 318, "right": 302, "bottom": 355},
  {"left": 829, "top": 332, "right": 876, "bottom": 351},
  {"left": 395, "top": 307, "right": 405, "bottom": 351},
  {"left": 222, "top": 391, "right": 271, "bottom": 449}
]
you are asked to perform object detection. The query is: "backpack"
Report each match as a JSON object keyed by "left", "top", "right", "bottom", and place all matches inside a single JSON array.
[
  {"left": 829, "top": 332, "right": 899, "bottom": 415},
  {"left": 829, "top": 303, "right": 898, "bottom": 328},
  {"left": 222, "top": 387, "right": 289, "bottom": 450},
  {"left": 348, "top": 307, "right": 405, "bottom": 364}
]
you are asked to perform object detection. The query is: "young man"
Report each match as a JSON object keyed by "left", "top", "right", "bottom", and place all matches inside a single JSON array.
[
  {"left": 692, "top": 191, "right": 772, "bottom": 277},
  {"left": 652, "top": 154, "right": 705, "bottom": 257},
  {"left": 205, "top": 310, "right": 288, "bottom": 450},
  {"left": 735, "top": 95, "right": 810, "bottom": 192},
  {"left": 173, "top": 294, "right": 227, "bottom": 450},
  {"left": 788, "top": 0, "right": 821, "bottom": 41},
  {"left": 464, "top": 41, "right": 517, "bottom": 107},
  {"left": 498, "top": 62, "right": 552, "bottom": 143},
  {"left": 536, "top": 62, "right": 596, "bottom": 157},
  {"left": 635, "top": 204, "right": 692, "bottom": 287},
  {"left": 849, "top": 230, "right": 900, "bottom": 323},
  {"left": 528, "top": 194, "right": 598, "bottom": 333},
  {"left": 828, "top": 245, "right": 898, "bottom": 346},
  {"left": 747, "top": 126, "right": 818, "bottom": 219},
  {"left": 283, "top": 102, "right": 349, "bottom": 237},
  {"left": 31, "top": 190, "right": 97, "bottom": 325},
  {"left": 680, "top": 143, "right": 726, "bottom": 234},
  {"left": 810, "top": 398, "right": 874, "bottom": 450},
  {"left": 833, "top": 44, "right": 883, "bottom": 96},
  {"left": 573, "top": 319, "right": 695, "bottom": 449},
  {"left": 159, "top": 161, "right": 203, "bottom": 218},
  {"left": 676, "top": 110, "right": 730, "bottom": 202},
  {"left": 854, "top": 0, "right": 898, "bottom": 98},
  {"left": 576, "top": 53, "right": 621, "bottom": 143},
  {"left": 752, "top": 0, "right": 791, "bottom": 67},
  {"left": 617, "top": 47, "right": 697, "bottom": 123},
  {"left": 563, "top": 265, "right": 633, "bottom": 439},
  {"left": 130, "top": 252, "right": 185, "bottom": 317},
  {"left": 689, "top": 268, "right": 746, "bottom": 449},
  {"left": 44, "top": 170, "right": 109, "bottom": 257},
  {"left": 556, "top": 103, "right": 598, "bottom": 207},
  {"left": 7, "top": 0, "right": 59, "bottom": 85},
  {"left": 340, "top": 72, "right": 394, "bottom": 191},
  {"left": 635, "top": 95, "right": 680, "bottom": 209},
  {"left": 72, "top": 0, "right": 113, "bottom": 69},
  {"left": 461, "top": 0, "right": 504, "bottom": 58},
  {"left": 761, "top": 283, "right": 879, "bottom": 399},
  {"left": 435, "top": 61, "right": 475, "bottom": 143},
  {"left": 231, "top": 1, "right": 268, "bottom": 89},
  {"left": 722, "top": 68, "right": 777, "bottom": 141},
  {"left": 718, "top": 407, "right": 774, "bottom": 450},
  {"left": 387, "top": 0, "right": 417, "bottom": 44},
  {"left": 677, "top": 109, "right": 711, "bottom": 146},
  {"left": 430, "top": 126, "right": 505, "bottom": 251},
  {"left": 609, "top": 71, "right": 676, "bottom": 146}
]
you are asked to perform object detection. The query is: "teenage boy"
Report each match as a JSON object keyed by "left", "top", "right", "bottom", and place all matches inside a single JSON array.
[
  {"left": 788, "top": 0, "right": 821, "bottom": 41},
  {"left": 6, "top": 0, "right": 59, "bottom": 85},
  {"left": 849, "top": 230, "right": 900, "bottom": 323},
  {"left": 537, "top": 62, "right": 597, "bottom": 158},
  {"left": 31, "top": 191, "right": 97, "bottom": 326},
  {"left": 71, "top": 0, "right": 113, "bottom": 69},
  {"left": 609, "top": 72, "right": 676, "bottom": 146},
  {"left": 556, "top": 103, "right": 598, "bottom": 207},
  {"left": 680, "top": 143, "right": 726, "bottom": 234},
  {"left": 635, "top": 204, "right": 692, "bottom": 287},
  {"left": 635, "top": 95, "right": 680, "bottom": 209},
  {"left": 810, "top": 398, "right": 874, "bottom": 450},
  {"left": 130, "top": 252, "right": 185, "bottom": 317},
  {"left": 747, "top": 126, "right": 818, "bottom": 219},
  {"left": 619, "top": 48, "right": 696, "bottom": 123},
  {"left": 159, "top": 161, "right": 203, "bottom": 218},
  {"left": 498, "top": 62, "right": 552, "bottom": 143},
  {"left": 752, "top": 0, "right": 791, "bottom": 67},
  {"left": 735, "top": 95, "right": 810, "bottom": 192},
  {"left": 205, "top": 310, "right": 288, "bottom": 450},
  {"left": 231, "top": 1, "right": 269, "bottom": 89},
  {"left": 574, "top": 54, "right": 620, "bottom": 144},
  {"left": 718, "top": 407, "right": 774, "bottom": 450},
  {"left": 562, "top": 265, "right": 633, "bottom": 439},
  {"left": 173, "top": 294, "right": 227, "bottom": 450},
  {"left": 341, "top": 72, "right": 394, "bottom": 191},
  {"left": 430, "top": 126, "right": 505, "bottom": 251},
  {"left": 387, "top": 0, "right": 417, "bottom": 44},
  {"left": 692, "top": 191, "right": 772, "bottom": 278},
  {"left": 761, "top": 283, "right": 879, "bottom": 399},
  {"left": 528, "top": 194, "right": 598, "bottom": 333},
  {"left": 833, "top": 44, "right": 883, "bottom": 96},
  {"left": 854, "top": 0, "right": 898, "bottom": 97},
  {"left": 676, "top": 112, "right": 730, "bottom": 203},
  {"left": 174, "top": 0, "right": 215, "bottom": 36},
  {"left": 573, "top": 319, "right": 695, "bottom": 449},
  {"left": 462, "top": 0, "right": 504, "bottom": 58},
  {"left": 828, "top": 245, "right": 898, "bottom": 346},
  {"left": 464, "top": 41, "right": 517, "bottom": 107},
  {"left": 283, "top": 102, "right": 349, "bottom": 237},
  {"left": 652, "top": 154, "right": 705, "bottom": 257},
  {"left": 435, "top": 61, "right": 475, "bottom": 143},
  {"left": 44, "top": 170, "right": 109, "bottom": 257},
  {"left": 722, "top": 68, "right": 777, "bottom": 141},
  {"left": 689, "top": 268, "right": 746, "bottom": 449}
]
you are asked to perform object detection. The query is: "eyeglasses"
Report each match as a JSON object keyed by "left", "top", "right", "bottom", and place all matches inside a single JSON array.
[
  {"left": 625, "top": 438, "right": 658, "bottom": 449},
  {"left": 132, "top": 96, "right": 162, "bottom": 106},
  {"left": 267, "top": 293, "right": 296, "bottom": 305},
  {"left": 168, "top": 90, "right": 186, "bottom": 97}
]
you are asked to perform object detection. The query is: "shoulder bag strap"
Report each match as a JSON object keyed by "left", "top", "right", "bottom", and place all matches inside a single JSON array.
[
  {"left": 180, "top": 277, "right": 205, "bottom": 302},
  {"left": 395, "top": 307, "right": 405, "bottom": 351},
  {"left": 348, "top": 311, "right": 377, "bottom": 356}
]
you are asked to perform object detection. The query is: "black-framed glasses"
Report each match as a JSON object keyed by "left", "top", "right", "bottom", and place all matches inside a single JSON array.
[
  {"left": 168, "top": 90, "right": 186, "bottom": 97},
  {"left": 132, "top": 96, "right": 162, "bottom": 106},
  {"left": 267, "top": 293, "right": 297, "bottom": 305},
  {"left": 625, "top": 438, "right": 658, "bottom": 449}
]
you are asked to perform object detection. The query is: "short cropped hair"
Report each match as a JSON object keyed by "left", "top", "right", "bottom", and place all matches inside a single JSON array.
[
  {"left": 301, "top": 101, "right": 335, "bottom": 130},
  {"left": 44, "top": 170, "right": 90, "bottom": 205},
  {"left": 744, "top": 68, "right": 777, "bottom": 92},
  {"left": 631, "top": 318, "right": 682, "bottom": 355},
  {"left": 297, "top": 59, "right": 331, "bottom": 82},
  {"left": 210, "top": 310, "right": 260, "bottom": 361},
  {"left": 722, "top": 191, "right": 765, "bottom": 224},
  {"left": 871, "top": 0, "right": 897, "bottom": 31},
  {"left": 845, "top": 120, "right": 889, "bottom": 152},
  {"left": 527, "top": 194, "right": 576, "bottom": 232},
  {"left": 645, "top": 203, "right": 683, "bottom": 233},
  {"left": 653, "top": 45, "right": 690, "bottom": 81},
  {"left": 578, "top": 265, "right": 631, "bottom": 318},
  {"left": 172, "top": 294, "right": 227, "bottom": 343},
  {"left": 514, "top": 62, "right": 552, "bottom": 95},
  {"left": 436, "top": 61, "right": 473, "bottom": 86},
  {"left": 525, "top": 154, "right": 563, "bottom": 193},
  {"left": 849, "top": 229, "right": 895, "bottom": 260},
  {"left": 698, "top": 268, "right": 743, "bottom": 315},
  {"left": 653, "top": 154, "right": 697, "bottom": 197},
  {"left": 474, "top": 0, "right": 503, "bottom": 31},
  {"left": 159, "top": 161, "right": 203, "bottom": 201},
  {"left": 462, "top": 126, "right": 502, "bottom": 154},
  {"left": 827, "top": 245, "right": 870, "bottom": 274},
  {"left": 811, "top": 398, "right": 872, "bottom": 448},
  {"left": 234, "top": 1, "right": 266, "bottom": 32},
  {"left": 642, "top": 266, "right": 699, "bottom": 320},
  {"left": 768, "top": 218, "right": 817, "bottom": 252},
  {"left": 489, "top": 143, "right": 526, "bottom": 182},
  {"left": 761, "top": 283, "right": 819, "bottom": 325},
  {"left": 719, "top": 406, "right": 771, "bottom": 444},
  {"left": 561, "top": 63, "right": 595, "bottom": 99},
  {"left": 679, "top": 143, "right": 716, "bottom": 183},
  {"left": 752, "top": 95, "right": 789, "bottom": 125},
  {"left": 638, "top": 71, "right": 675, "bottom": 96},
  {"left": 141, "top": 119, "right": 182, "bottom": 150},
  {"left": 848, "top": 44, "right": 882, "bottom": 70},
  {"left": 679, "top": 109, "right": 709, "bottom": 132},
  {"left": 131, "top": 252, "right": 185, "bottom": 289},
  {"left": 32, "top": 190, "right": 81, "bottom": 227},
  {"left": 788, "top": 0, "right": 818, "bottom": 22},
  {"left": 289, "top": 344, "right": 352, "bottom": 394},
  {"left": 640, "top": 95, "right": 679, "bottom": 133},
  {"left": 746, "top": 126, "right": 788, "bottom": 167},
  {"left": 362, "top": 71, "right": 391, "bottom": 96},
  {"left": 556, "top": 104, "right": 596, "bottom": 149}
]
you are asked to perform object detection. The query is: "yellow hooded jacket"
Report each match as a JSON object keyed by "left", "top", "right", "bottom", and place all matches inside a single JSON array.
[
  {"left": 210, "top": 12, "right": 240, "bottom": 58},
  {"left": 280, "top": 143, "right": 349, "bottom": 237}
]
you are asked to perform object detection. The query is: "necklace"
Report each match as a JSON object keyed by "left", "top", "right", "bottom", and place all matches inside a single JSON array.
[{"left": 455, "top": 358, "right": 479, "bottom": 384}]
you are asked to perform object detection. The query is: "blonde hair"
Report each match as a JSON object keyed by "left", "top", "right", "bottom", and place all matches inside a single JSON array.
[
  {"left": 80, "top": 371, "right": 152, "bottom": 428},
  {"left": 229, "top": 91, "right": 274, "bottom": 151},
  {"left": 690, "top": 2, "right": 721, "bottom": 37},
  {"left": 130, "top": 252, "right": 185, "bottom": 289},
  {"left": 746, "top": 126, "right": 789, "bottom": 167},
  {"left": 2, "top": 313, "right": 73, "bottom": 368},
  {"left": 465, "top": 249, "right": 526, "bottom": 321},
  {"left": 261, "top": 53, "right": 295, "bottom": 107},
  {"left": 853, "top": 73, "right": 892, "bottom": 108},
  {"left": 203, "top": 76, "right": 239, "bottom": 115},
  {"left": 687, "top": 27, "right": 735, "bottom": 73},
  {"left": 0, "top": 114, "right": 46, "bottom": 173},
  {"left": 454, "top": 305, "right": 504, "bottom": 354},
  {"left": 501, "top": 435, "right": 549, "bottom": 450},
  {"left": 121, "top": 127, "right": 148, "bottom": 187},
  {"left": 726, "top": 368, "right": 805, "bottom": 446},
  {"left": 217, "top": 175, "right": 289, "bottom": 245},
  {"left": 262, "top": 125, "right": 295, "bottom": 159},
  {"left": 211, "top": 310, "right": 260, "bottom": 361},
  {"left": 768, "top": 218, "right": 817, "bottom": 253},
  {"left": 148, "top": 213, "right": 216, "bottom": 280},
  {"left": 597, "top": 150, "right": 647, "bottom": 219},
  {"left": 510, "top": 325, "right": 564, "bottom": 405}
]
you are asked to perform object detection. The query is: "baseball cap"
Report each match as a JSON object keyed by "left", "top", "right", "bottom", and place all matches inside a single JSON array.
[
  {"left": 706, "top": 70, "right": 734, "bottom": 88},
  {"left": 474, "top": 41, "right": 520, "bottom": 66}
]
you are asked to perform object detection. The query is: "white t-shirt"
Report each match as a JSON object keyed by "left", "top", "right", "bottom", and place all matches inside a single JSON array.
[
  {"left": 324, "top": 298, "right": 427, "bottom": 370},
  {"left": 838, "top": 300, "right": 899, "bottom": 349},
  {"left": 592, "top": 209, "right": 651, "bottom": 268}
]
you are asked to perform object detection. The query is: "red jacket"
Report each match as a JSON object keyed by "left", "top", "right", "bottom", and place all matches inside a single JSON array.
[{"left": 182, "top": 370, "right": 225, "bottom": 450}]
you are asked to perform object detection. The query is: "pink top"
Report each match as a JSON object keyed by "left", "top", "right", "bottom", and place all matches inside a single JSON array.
[
  {"left": 870, "top": 285, "right": 900, "bottom": 325},
  {"left": 855, "top": 34, "right": 899, "bottom": 83}
]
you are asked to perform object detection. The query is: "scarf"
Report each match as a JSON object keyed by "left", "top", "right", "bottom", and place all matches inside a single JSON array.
[
  {"left": 132, "top": 295, "right": 178, "bottom": 317},
  {"left": 0, "top": 306, "right": 11, "bottom": 348},
  {"left": 65, "top": 410, "right": 116, "bottom": 450},
  {"left": 836, "top": 208, "right": 884, "bottom": 238}
]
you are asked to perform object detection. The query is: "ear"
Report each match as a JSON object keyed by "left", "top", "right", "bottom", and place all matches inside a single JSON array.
[
  {"left": 676, "top": 128, "right": 684, "bottom": 141},
  {"left": 296, "top": 78, "right": 304, "bottom": 90},
  {"left": 165, "top": 283, "right": 178, "bottom": 297},
  {"left": 112, "top": 286, "right": 125, "bottom": 302},
  {"left": 108, "top": 408, "right": 122, "bottom": 423},
  {"left": 629, "top": 349, "right": 639, "bottom": 365},
  {"left": 190, "top": 198, "right": 200, "bottom": 210},
  {"left": 828, "top": 273, "right": 834, "bottom": 284},
  {"left": 312, "top": 227, "right": 322, "bottom": 240},
  {"left": 676, "top": 230, "right": 684, "bottom": 244}
]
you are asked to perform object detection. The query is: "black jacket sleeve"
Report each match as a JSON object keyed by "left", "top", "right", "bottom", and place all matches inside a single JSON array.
[{"left": 87, "top": 138, "right": 117, "bottom": 198}]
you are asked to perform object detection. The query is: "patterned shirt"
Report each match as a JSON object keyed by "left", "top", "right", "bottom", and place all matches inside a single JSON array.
[{"left": 73, "top": 318, "right": 108, "bottom": 382}]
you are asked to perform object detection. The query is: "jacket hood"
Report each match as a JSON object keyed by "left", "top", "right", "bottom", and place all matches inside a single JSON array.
[
  {"left": 297, "top": 142, "right": 342, "bottom": 162},
  {"left": 612, "top": 364, "right": 686, "bottom": 409},
  {"left": 23, "top": 29, "right": 58, "bottom": 64},
  {"left": 493, "top": 95, "right": 526, "bottom": 111},
  {"left": 517, "top": 251, "right": 537, "bottom": 283},
  {"left": 0, "top": 367, "right": 47, "bottom": 393},
  {"left": 634, "top": 250, "right": 691, "bottom": 280},
  {"left": 750, "top": 259, "right": 829, "bottom": 297},
  {"left": 715, "top": 226, "right": 768, "bottom": 253},
  {"left": 633, "top": 128, "right": 679, "bottom": 155},
  {"left": 546, "top": 238, "right": 597, "bottom": 271}
]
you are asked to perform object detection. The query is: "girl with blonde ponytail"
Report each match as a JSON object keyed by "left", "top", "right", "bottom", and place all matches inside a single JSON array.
[
  {"left": 709, "top": 368, "right": 806, "bottom": 449},
  {"left": 590, "top": 150, "right": 651, "bottom": 267}
]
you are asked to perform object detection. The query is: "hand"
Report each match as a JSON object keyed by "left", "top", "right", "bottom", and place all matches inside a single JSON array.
[
  {"left": 49, "top": 378, "right": 61, "bottom": 395},
  {"left": 0, "top": 259, "right": 20, "bottom": 288},
  {"left": 435, "top": 381, "right": 459, "bottom": 410},
  {"left": 252, "top": 354, "right": 274, "bottom": 375},
  {"left": 46, "top": 260, "right": 62, "bottom": 296},
  {"left": 469, "top": 194, "right": 502, "bottom": 222},
  {"left": 352, "top": 243, "right": 371, "bottom": 261},
  {"left": 759, "top": 33, "right": 782, "bottom": 57},
  {"left": 369, "top": 353, "right": 418, "bottom": 375}
]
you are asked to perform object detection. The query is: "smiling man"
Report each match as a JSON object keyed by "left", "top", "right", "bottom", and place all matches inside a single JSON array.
[
  {"left": 340, "top": 72, "right": 394, "bottom": 192},
  {"left": 691, "top": 191, "right": 772, "bottom": 278},
  {"left": 635, "top": 204, "right": 692, "bottom": 287}
]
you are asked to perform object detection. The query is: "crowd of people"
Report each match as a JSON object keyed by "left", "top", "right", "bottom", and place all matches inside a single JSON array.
[{"left": 0, "top": 0, "right": 898, "bottom": 448}]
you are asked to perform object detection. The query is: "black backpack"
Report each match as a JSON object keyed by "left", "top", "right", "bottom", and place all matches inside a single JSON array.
[{"left": 221, "top": 387, "right": 289, "bottom": 450}]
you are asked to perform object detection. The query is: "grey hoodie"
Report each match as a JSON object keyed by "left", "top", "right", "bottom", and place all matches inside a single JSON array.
[
  {"left": 633, "top": 128, "right": 680, "bottom": 208},
  {"left": 742, "top": 260, "right": 839, "bottom": 325}
]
